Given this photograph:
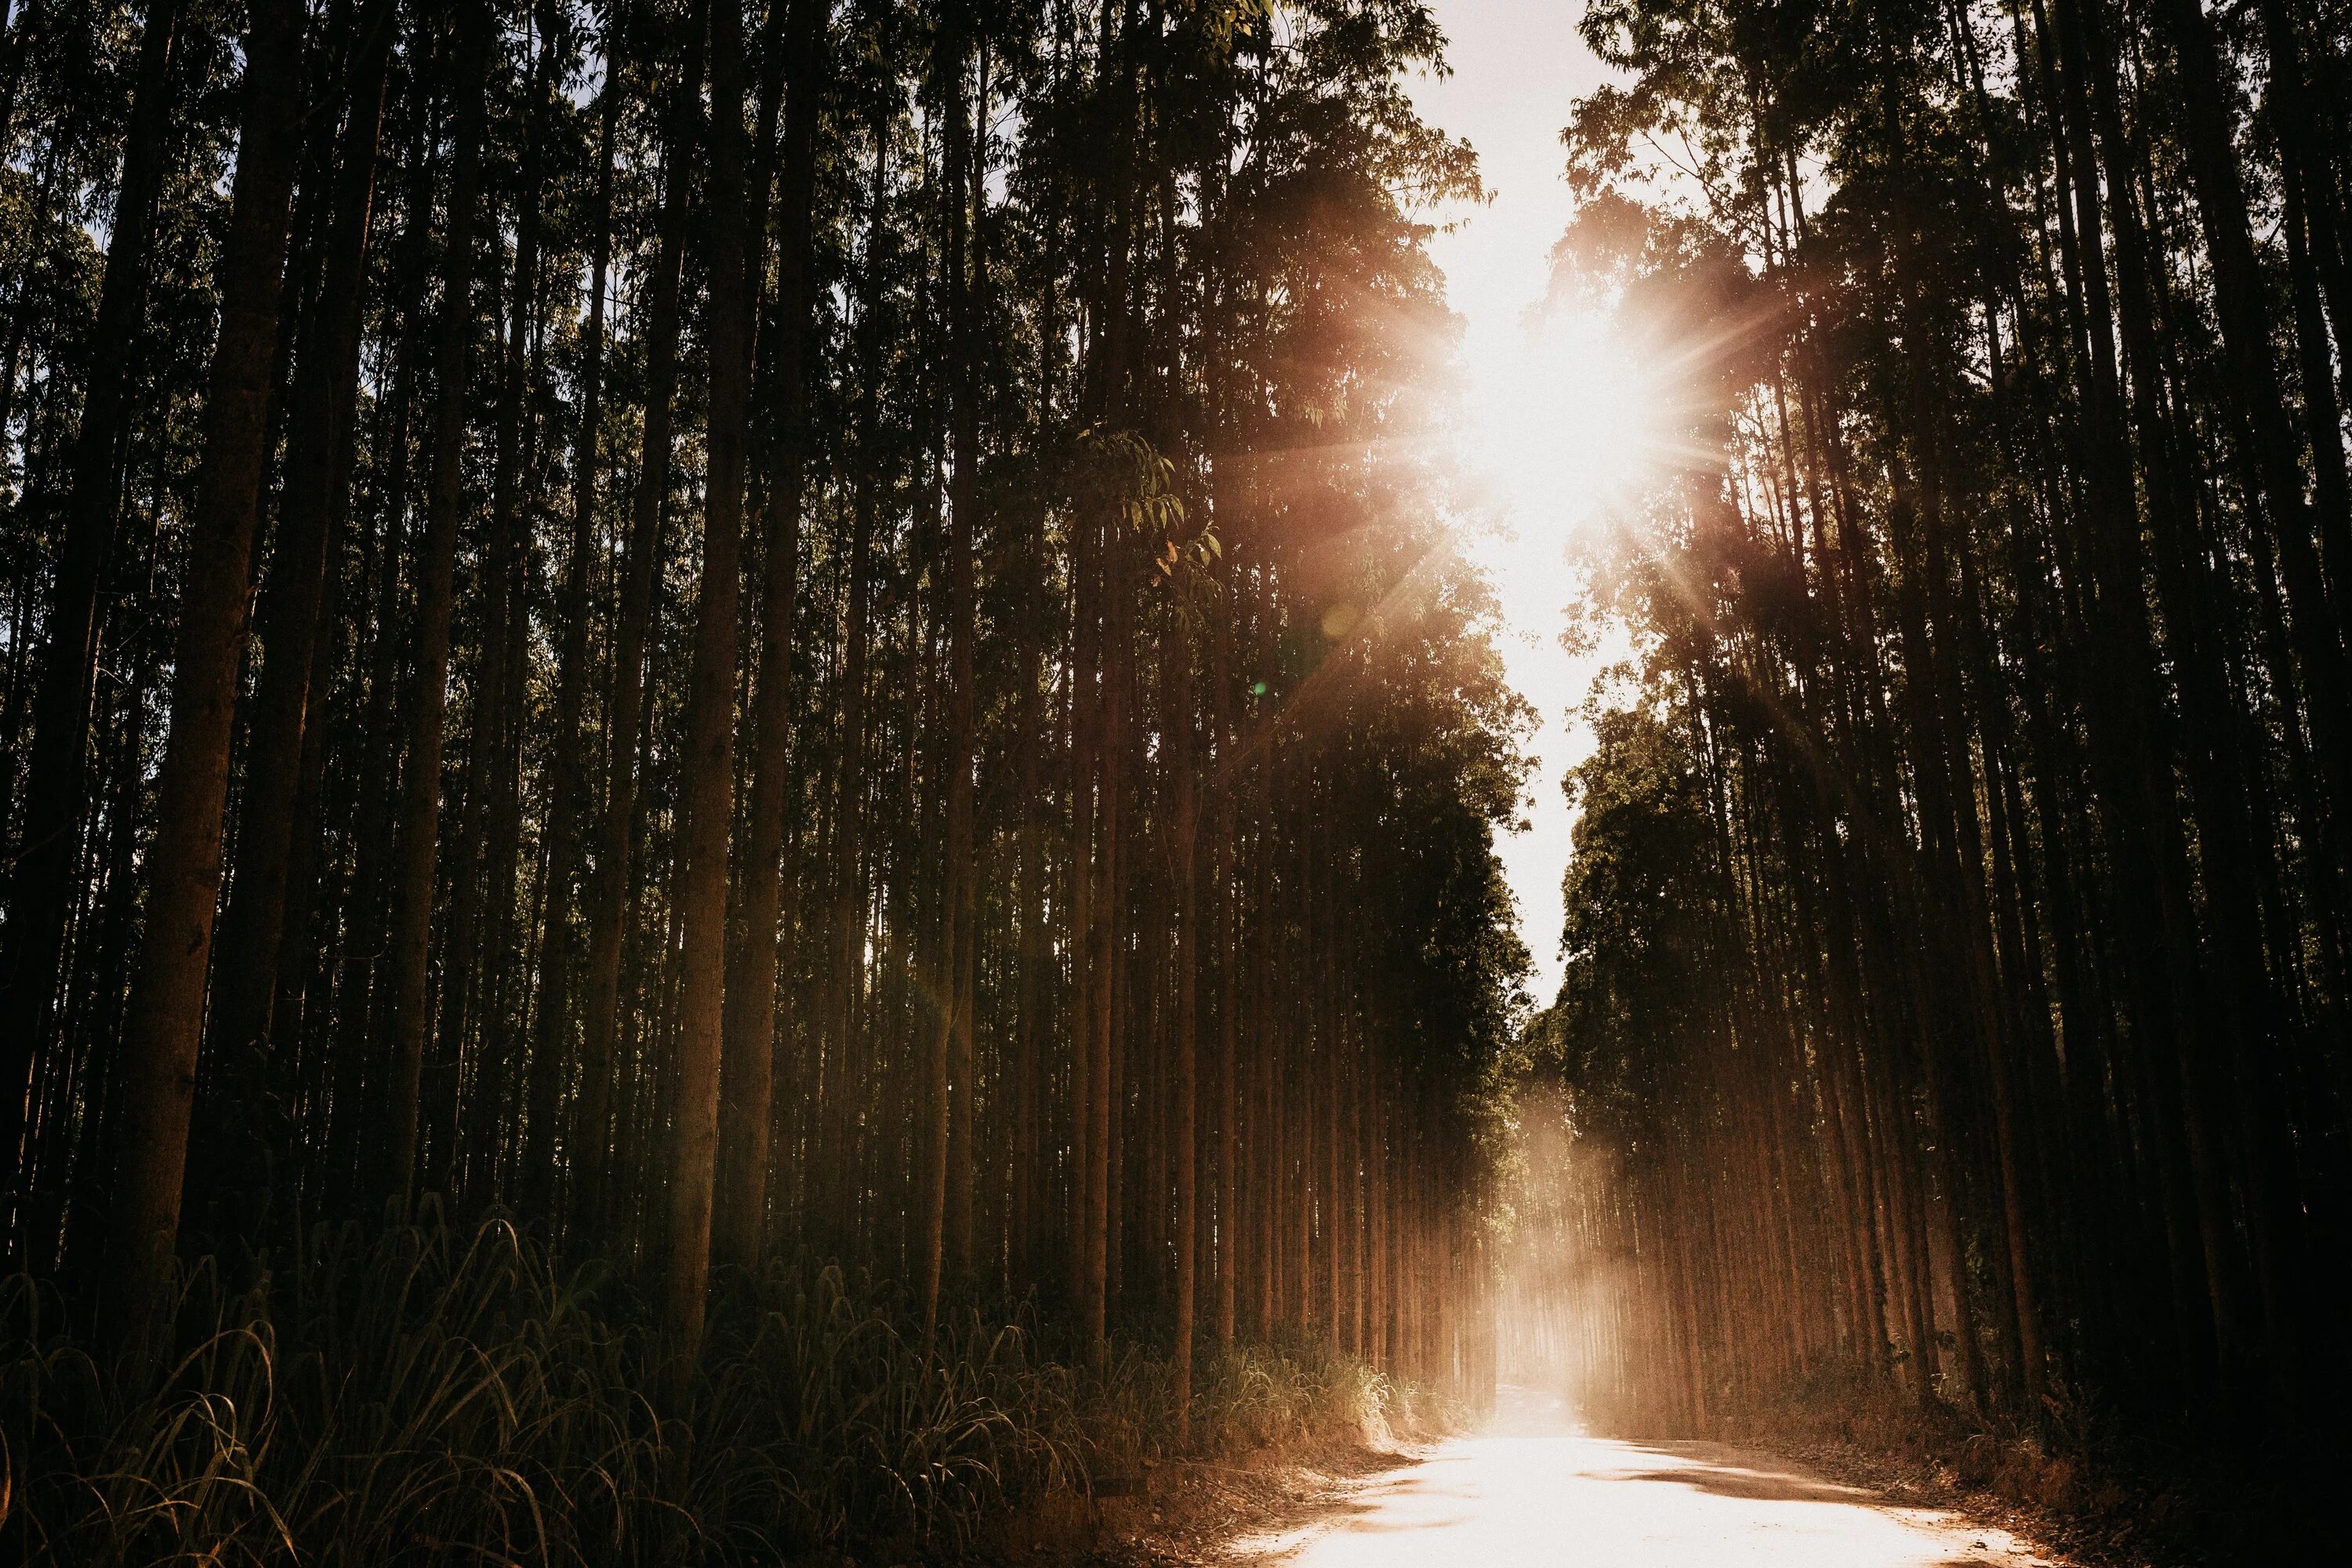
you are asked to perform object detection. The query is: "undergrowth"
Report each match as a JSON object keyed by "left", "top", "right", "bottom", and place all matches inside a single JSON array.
[
  {"left": 0, "top": 1215, "right": 1419, "bottom": 1565},
  {"left": 1639, "top": 1363, "right": 2334, "bottom": 1567}
]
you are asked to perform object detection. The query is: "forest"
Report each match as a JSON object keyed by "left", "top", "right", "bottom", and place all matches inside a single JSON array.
[
  {"left": 0, "top": 0, "right": 1535, "bottom": 1558},
  {"left": 1502, "top": 0, "right": 2352, "bottom": 1518},
  {"left": 8, "top": 0, "right": 2349, "bottom": 1555}
]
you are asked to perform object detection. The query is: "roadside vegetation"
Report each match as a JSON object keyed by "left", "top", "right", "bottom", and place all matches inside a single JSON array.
[{"left": 1, "top": 1214, "right": 1440, "bottom": 1564}]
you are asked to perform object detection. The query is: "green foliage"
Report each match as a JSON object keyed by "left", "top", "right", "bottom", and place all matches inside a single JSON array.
[
  {"left": 0, "top": 0, "right": 1521, "bottom": 1515},
  {"left": 1517, "top": 0, "right": 2352, "bottom": 1456},
  {"left": 1544, "top": 703, "right": 1732, "bottom": 1131}
]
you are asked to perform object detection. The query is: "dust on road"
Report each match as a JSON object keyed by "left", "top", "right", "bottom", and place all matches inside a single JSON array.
[{"left": 1220, "top": 1387, "right": 2056, "bottom": 1568}]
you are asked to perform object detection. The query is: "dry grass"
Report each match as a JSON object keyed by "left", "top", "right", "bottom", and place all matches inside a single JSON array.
[{"left": 0, "top": 1217, "right": 1421, "bottom": 1564}]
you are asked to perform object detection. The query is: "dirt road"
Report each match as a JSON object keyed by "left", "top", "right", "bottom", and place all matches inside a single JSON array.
[{"left": 1222, "top": 1388, "right": 2056, "bottom": 1568}]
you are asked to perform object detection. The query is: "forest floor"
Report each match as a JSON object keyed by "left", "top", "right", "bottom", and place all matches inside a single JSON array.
[{"left": 1076, "top": 1385, "right": 2071, "bottom": 1568}]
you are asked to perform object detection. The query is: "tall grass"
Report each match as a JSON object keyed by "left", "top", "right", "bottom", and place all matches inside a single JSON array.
[{"left": 0, "top": 1218, "right": 1418, "bottom": 1564}]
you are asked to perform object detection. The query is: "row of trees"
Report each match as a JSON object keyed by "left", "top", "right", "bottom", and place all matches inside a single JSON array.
[
  {"left": 1520, "top": 0, "right": 2349, "bottom": 1438},
  {"left": 0, "top": 0, "right": 1526, "bottom": 1414}
]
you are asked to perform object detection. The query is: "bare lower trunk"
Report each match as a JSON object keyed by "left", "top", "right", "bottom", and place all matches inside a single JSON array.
[
  {"left": 1, "top": 0, "right": 187, "bottom": 1243},
  {"left": 198, "top": 0, "right": 395, "bottom": 1225},
  {"left": 666, "top": 0, "right": 751, "bottom": 1373},
  {"left": 578, "top": 0, "right": 706, "bottom": 1225},
  {"left": 383, "top": 1, "right": 495, "bottom": 1207},
  {"left": 716, "top": 0, "right": 826, "bottom": 1275},
  {"left": 102, "top": 0, "right": 307, "bottom": 1352},
  {"left": 1171, "top": 626, "right": 1199, "bottom": 1440}
]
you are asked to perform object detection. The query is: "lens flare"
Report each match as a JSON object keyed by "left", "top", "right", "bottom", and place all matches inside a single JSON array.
[{"left": 1462, "top": 304, "right": 1666, "bottom": 539}]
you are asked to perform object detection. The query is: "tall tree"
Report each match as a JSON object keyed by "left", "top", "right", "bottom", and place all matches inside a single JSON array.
[
  {"left": 666, "top": 0, "right": 753, "bottom": 1367},
  {"left": 383, "top": 0, "right": 495, "bottom": 1203},
  {"left": 0, "top": 0, "right": 187, "bottom": 1243},
  {"left": 196, "top": 0, "right": 399, "bottom": 1225},
  {"left": 578, "top": 0, "right": 706, "bottom": 1220},
  {"left": 716, "top": 0, "right": 826, "bottom": 1275},
  {"left": 103, "top": 0, "right": 308, "bottom": 1348}
]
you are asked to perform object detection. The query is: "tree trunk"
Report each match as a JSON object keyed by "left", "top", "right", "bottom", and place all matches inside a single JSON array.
[
  {"left": 101, "top": 0, "right": 307, "bottom": 1352},
  {"left": 196, "top": 0, "right": 396, "bottom": 1225},
  {"left": 1, "top": 0, "right": 187, "bottom": 1243},
  {"left": 920, "top": 5, "right": 980, "bottom": 1340},
  {"left": 666, "top": 0, "right": 752, "bottom": 1371},
  {"left": 1171, "top": 620, "right": 1199, "bottom": 1439},
  {"left": 579, "top": 0, "right": 706, "bottom": 1221},
  {"left": 717, "top": 0, "right": 826, "bottom": 1275},
  {"left": 527, "top": 38, "right": 620, "bottom": 1224},
  {"left": 382, "top": 0, "right": 495, "bottom": 1207}
]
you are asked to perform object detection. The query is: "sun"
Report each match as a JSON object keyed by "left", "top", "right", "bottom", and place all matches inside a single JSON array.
[
  {"left": 1463, "top": 303, "right": 1662, "bottom": 550},
  {"left": 1430, "top": 223, "right": 1667, "bottom": 1007}
]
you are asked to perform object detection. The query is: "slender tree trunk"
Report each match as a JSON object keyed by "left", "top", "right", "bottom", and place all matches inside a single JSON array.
[
  {"left": 818, "top": 106, "right": 884, "bottom": 1248},
  {"left": 197, "top": 0, "right": 396, "bottom": 1221},
  {"left": 666, "top": 0, "right": 752, "bottom": 1370},
  {"left": 461, "top": 13, "right": 561, "bottom": 1207},
  {"left": 716, "top": 0, "right": 826, "bottom": 1273},
  {"left": 1068, "top": 520, "right": 1096, "bottom": 1313},
  {"left": 920, "top": 6, "right": 980, "bottom": 1339},
  {"left": 1212, "top": 615, "right": 1236, "bottom": 1347},
  {"left": 527, "top": 42, "right": 620, "bottom": 1225},
  {"left": 383, "top": 0, "right": 495, "bottom": 1207},
  {"left": 579, "top": 0, "right": 706, "bottom": 1221},
  {"left": 1, "top": 0, "right": 187, "bottom": 1238},
  {"left": 945, "top": 34, "right": 989, "bottom": 1283},
  {"left": 102, "top": 0, "right": 307, "bottom": 1350},
  {"left": 1012, "top": 589, "right": 1044, "bottom": 1279},
  {"left": 1085, "top": 564, "right": 1122, "bottom": 1353},
  {"left": 1171, "top": 619, "right": 1199, "bottom": 1439}
]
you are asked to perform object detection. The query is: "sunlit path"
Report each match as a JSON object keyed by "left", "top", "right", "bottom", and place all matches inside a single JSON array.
[{"left": 1235, "top": 1388, "right": 2051, "bottom": 1568}]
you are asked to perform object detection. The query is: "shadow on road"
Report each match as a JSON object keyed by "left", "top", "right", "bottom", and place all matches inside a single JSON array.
[{"left": 1613, "top": 1441, "right": 1885, "bottom": 1504}]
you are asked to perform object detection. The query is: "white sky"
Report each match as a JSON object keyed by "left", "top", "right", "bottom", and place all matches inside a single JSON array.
[{"left": 1409, "top": 2, "right": 1621, "bottom": 1006}]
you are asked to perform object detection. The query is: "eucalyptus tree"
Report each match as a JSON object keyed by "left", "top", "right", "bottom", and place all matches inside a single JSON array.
[
  {"left": 0, "top": 0, "right": 1525, "bottom": 1425},
  {"left": 1525, "top": 0, "right": 2352, "bottom": 1436}
]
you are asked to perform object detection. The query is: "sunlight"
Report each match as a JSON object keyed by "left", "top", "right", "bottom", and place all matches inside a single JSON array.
[
  {"left": 1443, "top": 286, "right": 1656, "bottom": 991},
  {"left": 1461, "top": 303, "right": 1664, "bottom": 542}
]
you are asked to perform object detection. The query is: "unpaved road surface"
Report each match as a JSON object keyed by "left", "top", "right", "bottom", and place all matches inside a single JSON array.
[{"left": 1219, "top": 1388, "right": 2058, "bottom": 1568}]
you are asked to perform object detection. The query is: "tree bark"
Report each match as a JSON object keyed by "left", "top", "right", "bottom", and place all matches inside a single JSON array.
[
  {"left": 102, "top": 0, "right": 307, "bottom": 1351},
  {"left": 382, "top": 0, "right": 495, "bottom": 1207},
  {"left": 716, "top": 0, "right": 826, "bottom": 1275},
  {"left": 578, "top": 0, "right": 706, "bottom": 1222},
  {"left": 666, "top": 0, "right": 752, "bottom": 1370},
  {"left": 1, "top": 0, "right": 187, "bottom": 1243},
  {"left": 196, "top": 0, "right": 396, "bottom": 1223}
]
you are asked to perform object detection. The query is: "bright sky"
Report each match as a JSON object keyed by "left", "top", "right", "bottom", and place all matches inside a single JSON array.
[{"left": 1410, "top": 2, "right": 1623, "bottom": 1005}]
